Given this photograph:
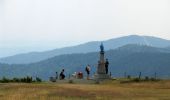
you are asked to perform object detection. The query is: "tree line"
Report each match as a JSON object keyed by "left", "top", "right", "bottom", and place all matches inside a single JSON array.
[{"left": 0, "top": 76, "right": 42, "bottom": 83}]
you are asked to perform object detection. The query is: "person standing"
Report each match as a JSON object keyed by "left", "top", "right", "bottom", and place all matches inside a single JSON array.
[
  {"left": 85, "top": 65, "right": 91, "bottom": 80},
  {"left": 105, "top": 59, "right": 109, "bottom": 74}
]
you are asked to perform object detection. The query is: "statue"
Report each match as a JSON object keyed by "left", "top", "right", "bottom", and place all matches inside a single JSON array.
[{"left": 100, "top": 43, "right": 104, "bottom": 52}]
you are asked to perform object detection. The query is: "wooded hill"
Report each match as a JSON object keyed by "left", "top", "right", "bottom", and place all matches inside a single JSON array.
[{"left": 1, "top": 44, "right": 170, "bottom": 80}]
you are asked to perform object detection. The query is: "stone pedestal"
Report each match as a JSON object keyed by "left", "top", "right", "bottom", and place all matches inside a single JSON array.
[
  {"left": 95, "top": 73, "right": 110, "bottom": 80},
  {"left": 97, "top": 51, "right": 105, "bottom": 74}
]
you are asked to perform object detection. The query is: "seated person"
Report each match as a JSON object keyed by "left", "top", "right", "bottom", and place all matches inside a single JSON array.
[{"left": 60, "top": 69, "right": 65, "bottom": 80}]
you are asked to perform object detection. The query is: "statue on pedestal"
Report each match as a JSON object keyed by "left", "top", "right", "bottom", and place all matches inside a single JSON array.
[{"left": 95, "top": 43, "right": 111, "bottom": 80}]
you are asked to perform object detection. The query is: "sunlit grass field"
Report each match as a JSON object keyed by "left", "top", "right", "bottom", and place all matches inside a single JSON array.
[{"left": 0, "top": 80, "right": 170, "bottom": 100}]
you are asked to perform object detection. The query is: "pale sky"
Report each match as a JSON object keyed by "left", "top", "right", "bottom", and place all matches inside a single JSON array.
[{"left": 0, "top": 0, "right": 170, "bottom": 57}]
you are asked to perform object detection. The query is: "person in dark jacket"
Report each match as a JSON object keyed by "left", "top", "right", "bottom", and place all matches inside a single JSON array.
[
  {"left": 60, "top": 69, "right": 65, "bottom": 80},
  {"left": 105, "top": 59, "right": 109, "bottom": 74}
]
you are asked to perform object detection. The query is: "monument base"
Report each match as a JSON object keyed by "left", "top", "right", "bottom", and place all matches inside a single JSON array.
[{"left": 94, "top": 74, "right": 111, "bottom": 81}]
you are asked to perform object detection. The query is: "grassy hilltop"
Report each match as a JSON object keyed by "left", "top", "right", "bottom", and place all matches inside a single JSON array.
[{"left": 0, "top": 80, "right": 170, "bottom": 100}]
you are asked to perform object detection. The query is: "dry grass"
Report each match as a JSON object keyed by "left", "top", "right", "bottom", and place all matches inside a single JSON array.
[{"left": 0, "top": 80, "right": 170, "bottom": 100}]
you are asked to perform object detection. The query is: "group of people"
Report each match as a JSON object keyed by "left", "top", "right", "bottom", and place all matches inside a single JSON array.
[{"left": 59, "top": 59, "right": 109, "bottom": 80}]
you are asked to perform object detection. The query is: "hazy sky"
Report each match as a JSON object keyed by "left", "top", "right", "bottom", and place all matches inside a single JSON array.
[{"left": 0, "top": 0, "right": 170, "bottom": 57}]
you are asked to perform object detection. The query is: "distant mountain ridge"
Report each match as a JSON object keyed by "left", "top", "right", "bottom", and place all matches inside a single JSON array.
[
  {"left": 1, "top": 35, "right": 170, "bottom": 64},
  {"left": 117, "top": 44, "right": 170, "bottom": 53},
  {"left": 0, "top": 44, "right": 170, "bottom": 80}
]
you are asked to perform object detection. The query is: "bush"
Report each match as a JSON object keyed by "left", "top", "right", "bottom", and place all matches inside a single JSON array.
[
  {"left": 13, "top": 78, "right": 20, "bottom": 82},
  {"left": 132, "top": 78, "right": 140, "bottom": 82},
  {"left": 36, "top": 77, "right": 42, "bottom": 82},
  {"left": 150, "top": 77, "right": 157, "bottom": 81},
  {"left": 1, "top": 77, "right": 10, "bottom": 83},
  {"left": 143, "top": 76, "right": 160, "bottom": 82}
]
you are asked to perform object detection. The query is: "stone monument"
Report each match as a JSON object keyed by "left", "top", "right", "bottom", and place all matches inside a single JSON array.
[{"left": 95, "top": 43, "right": 111, "bottom": 80}]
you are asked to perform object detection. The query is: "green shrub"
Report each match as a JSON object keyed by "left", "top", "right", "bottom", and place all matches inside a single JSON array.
[
  {"left": 133, "top": 78, "right": 140, "bottom": 82},
  {"left": 36, "top": 77, "right": 42, "bottom": 82}
]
